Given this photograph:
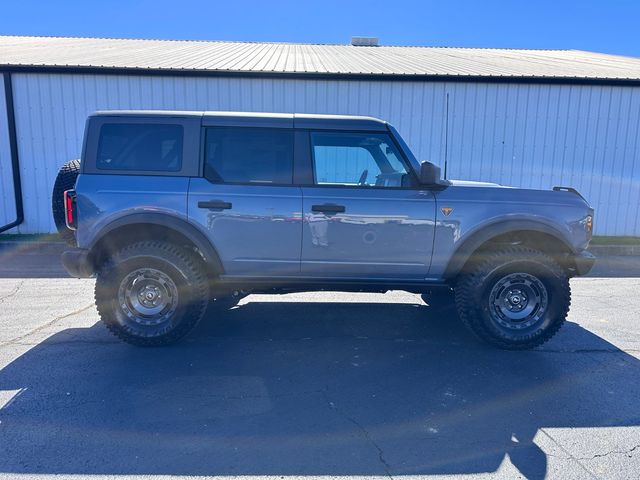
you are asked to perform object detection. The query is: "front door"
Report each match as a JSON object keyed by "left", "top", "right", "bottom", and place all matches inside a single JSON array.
[
  {"left": 301, "top": 131, "right": 436, "bottom": 280},
  {"left": 189, "top": 126, "right": 302, "bottom": 277}
]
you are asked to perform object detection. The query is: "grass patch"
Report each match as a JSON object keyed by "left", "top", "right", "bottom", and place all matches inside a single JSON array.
[
  {"left": 2, "top": 233, "right": 640, "bottom": 246},
  {"left": 591, "top": 236, "right": 640, "bottom": 245},
  {"left": 0, "top": 233, "right": 63, "bottom": 242}
]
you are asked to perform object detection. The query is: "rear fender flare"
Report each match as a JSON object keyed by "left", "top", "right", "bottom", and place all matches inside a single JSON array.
[{"left": 88, "top": 213, "right": 223, "bottom": 274}]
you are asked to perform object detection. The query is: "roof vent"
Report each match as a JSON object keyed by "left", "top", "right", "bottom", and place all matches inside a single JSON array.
[{"left": 351, "top": 36, "right": 379, "bottom": 47}]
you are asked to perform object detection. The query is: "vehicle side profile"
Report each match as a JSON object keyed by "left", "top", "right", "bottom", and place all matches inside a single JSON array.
[{"left": 53, "top": 111, "right": 595, "bottom": 349}]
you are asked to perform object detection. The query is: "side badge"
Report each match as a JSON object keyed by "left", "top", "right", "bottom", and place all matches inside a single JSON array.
[{"left": 441, "top": 207, "right": 454, "bottom": 216}]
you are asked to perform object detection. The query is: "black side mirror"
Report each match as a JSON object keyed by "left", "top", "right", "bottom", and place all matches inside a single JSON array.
[{"left": 419, "top": 161, "right": 442, "bottom": 185}]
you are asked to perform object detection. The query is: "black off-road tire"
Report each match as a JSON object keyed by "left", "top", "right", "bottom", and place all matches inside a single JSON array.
[
  {"left": 51, "top": 159, "right": 80, "bottom": 246},
  {"left": 95, "top": 241, "right": 209, "bottom": 347},
  {"left": 455, "top": 246, "right": 570, "bottom": 350}
]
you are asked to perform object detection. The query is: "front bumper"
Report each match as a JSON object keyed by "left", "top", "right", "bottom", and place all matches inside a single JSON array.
[
  {"left": 61, "top": 248, "right": 94, "bottom": 278},
  {"left": 572, "top": 249, "right": 596, "bottom": 276}
]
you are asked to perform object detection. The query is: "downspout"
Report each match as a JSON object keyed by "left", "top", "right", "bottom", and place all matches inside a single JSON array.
[{"left": 0, "top": 72, "right": 24, "bottom": 233}]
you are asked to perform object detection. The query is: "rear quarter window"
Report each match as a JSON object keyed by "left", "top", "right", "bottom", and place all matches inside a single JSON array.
[
  {"left": 96, "top": 124, "right": 183, "bottom": 172},
  {"left": 204, "top": 127, "right": 294, "bottom": 184}
]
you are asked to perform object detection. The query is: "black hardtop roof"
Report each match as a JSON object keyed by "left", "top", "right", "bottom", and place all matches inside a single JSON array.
[{"left": 90, "top": 110, "right": 388, "bottom": 131}]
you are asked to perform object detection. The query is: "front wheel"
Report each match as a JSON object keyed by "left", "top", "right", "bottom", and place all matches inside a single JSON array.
[
  {"left": 95, "top": 241, "right": 209, "bottom": 346},
  {"left": 455, "top": 246, "right": 570, "bottom": 350}
]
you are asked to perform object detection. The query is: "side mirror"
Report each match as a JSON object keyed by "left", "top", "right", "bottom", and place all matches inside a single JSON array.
[{"left": 419, "top": 160, "right": 442, "bottom": 185}]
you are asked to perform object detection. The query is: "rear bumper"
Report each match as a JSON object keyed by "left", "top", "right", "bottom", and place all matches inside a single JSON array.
[
  {"left": 61, "top": 248, "right": 94, "bottom": 278},
  {"left": 572, "top": 249, "right": 596, "bottom": 276}
]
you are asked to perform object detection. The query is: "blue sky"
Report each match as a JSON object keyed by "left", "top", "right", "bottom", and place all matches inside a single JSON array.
[{"left": 1, "top": 0, "right": 638, "bottom": 57}]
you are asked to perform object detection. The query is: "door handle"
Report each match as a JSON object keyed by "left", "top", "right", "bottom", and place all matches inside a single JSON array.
[
  {"left": 311, "top": 204, "right": 345, "bottom": 214},
  {"left": 198, "top": 200, "right": 232, "bottom": 210}
]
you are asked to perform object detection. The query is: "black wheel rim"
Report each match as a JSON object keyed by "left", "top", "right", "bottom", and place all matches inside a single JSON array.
[
  {"left": 117, "top": 268, "right": 179, "bottom": 328},
  {"left": 488, "top": 272, "right": 548, "bottom": 330}
]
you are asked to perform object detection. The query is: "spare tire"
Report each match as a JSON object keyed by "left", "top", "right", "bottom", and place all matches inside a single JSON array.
[{"left": 52, "top": 159, "right": 80, "bottom": 246}]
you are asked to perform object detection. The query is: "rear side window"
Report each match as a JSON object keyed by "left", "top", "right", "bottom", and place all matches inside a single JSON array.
[
  {"left": 204, "top": 127, "right": 294, "bottom": 184},
  {"left": 97, "top": 124, "right": 183, "bottom": 172}
]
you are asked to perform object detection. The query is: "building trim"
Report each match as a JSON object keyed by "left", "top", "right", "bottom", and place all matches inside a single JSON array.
[{"left": 2, "top": 64, "right": 640, "bottom": 87}]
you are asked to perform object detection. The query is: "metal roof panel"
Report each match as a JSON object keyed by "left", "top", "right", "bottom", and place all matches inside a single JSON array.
[{"left": 1, "top": 36, "right": 640, "bottom": 81}]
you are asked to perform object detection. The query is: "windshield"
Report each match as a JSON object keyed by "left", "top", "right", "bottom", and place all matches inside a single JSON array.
[{"left": 388, "top": 124, "right": 422, "bottom": 173}]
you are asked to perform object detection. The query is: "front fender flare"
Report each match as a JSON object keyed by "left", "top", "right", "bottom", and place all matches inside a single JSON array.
[{"left": 443, "top": 219, "right": 576, "bottom": 279}]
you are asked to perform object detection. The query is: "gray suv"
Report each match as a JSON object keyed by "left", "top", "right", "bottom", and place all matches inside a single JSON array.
[{"left": 53, "top": 111, "right": 595, "bottom": 349}]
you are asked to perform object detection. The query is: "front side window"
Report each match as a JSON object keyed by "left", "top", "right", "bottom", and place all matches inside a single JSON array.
[
  {"left": 311, "top": 132, "right": 411, "bottom": 187},
  {"left": 97, "top": 124, "right": 183, "bottom": 172},
  {"left": 204, "top": 128, "right": 294, "bottom": 184}
]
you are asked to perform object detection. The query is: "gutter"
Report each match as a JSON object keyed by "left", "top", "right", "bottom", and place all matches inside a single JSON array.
[
  {"left": 3, "top": 64, "right": 640, "bottom": 87},
  {"left": 0, "top": 72, "right": 24, "bottom": 233}
]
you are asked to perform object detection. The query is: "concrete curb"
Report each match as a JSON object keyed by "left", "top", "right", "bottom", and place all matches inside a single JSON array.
[{"left": 2, "top": 240, "right": 640, "bottom": 257}]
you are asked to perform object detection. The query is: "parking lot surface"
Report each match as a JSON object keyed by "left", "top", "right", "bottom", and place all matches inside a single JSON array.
[{"left": 0, "top": 246, "right": 639, "bottom": 479}]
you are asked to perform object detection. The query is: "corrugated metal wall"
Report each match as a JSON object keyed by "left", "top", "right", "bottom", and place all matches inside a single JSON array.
[{"left": 2, "top": 73, "right": 639, "bottom": 235}]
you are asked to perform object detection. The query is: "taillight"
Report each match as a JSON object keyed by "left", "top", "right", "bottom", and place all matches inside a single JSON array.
[{"left": 63, "top": 190, "right": 77, "bottom": 230}]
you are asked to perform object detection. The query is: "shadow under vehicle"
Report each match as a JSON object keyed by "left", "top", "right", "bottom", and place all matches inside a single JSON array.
[{"left": 1, "top": 299, "right": 638, "bottom": 478}]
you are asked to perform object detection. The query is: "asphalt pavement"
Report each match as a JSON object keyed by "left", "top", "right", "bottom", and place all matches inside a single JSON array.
[{"left": 0, "top": 243, "right": 639, "bottom": 479}]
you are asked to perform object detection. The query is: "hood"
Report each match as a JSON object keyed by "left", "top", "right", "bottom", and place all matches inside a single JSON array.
[{"left": 445, "top": 179, "right": 592, "bottom": 210}]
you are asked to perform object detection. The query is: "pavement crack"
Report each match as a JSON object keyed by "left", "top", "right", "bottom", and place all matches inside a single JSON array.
[
  {"left": 322, "top": 388, "right": 393, "bottom": 479},
  {"left": 0, "top": 280, "right": 24, "bottom": 304},
  {"left": 0, "top": 303, "right": 94, "bottom": 346},
  {"left": 537, "top": 348, "right": 640, "bottom": 354},
  {"left": 539, "top": 429, "right": 599, "bottom": 479},
  {"left": 578, "top": 444, "right": 640, "bottom": 460}
]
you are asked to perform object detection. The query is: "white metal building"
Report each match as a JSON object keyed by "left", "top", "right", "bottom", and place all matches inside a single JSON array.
[{"left": 1, "top": 35, "right": 640, "bottom": 235}]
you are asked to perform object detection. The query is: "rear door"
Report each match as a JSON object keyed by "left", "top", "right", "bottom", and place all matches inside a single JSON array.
[
  {"left": 300, "top": 130, "right": 436, "bottom": 280},
  {"left": 188, "top": 117, "right": 302, "bottom": 277}
]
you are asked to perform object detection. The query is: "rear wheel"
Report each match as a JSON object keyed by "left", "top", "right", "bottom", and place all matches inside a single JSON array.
[
  {"left": 455, "top": 246, "right": 570, "bottom": 350},
  {"left": 51, "top": 159, "right": 80, "bottom": 246},
  {"left": 95, "top": 241, "right": 209, "bottom": 346}
]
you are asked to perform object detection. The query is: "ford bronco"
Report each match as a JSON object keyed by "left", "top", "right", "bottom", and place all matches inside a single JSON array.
[{"left": 53, "top": 111, "right": 595, "bottom": 349}]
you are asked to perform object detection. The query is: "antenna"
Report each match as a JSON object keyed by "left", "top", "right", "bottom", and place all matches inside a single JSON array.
[{"left": 444, "top": 93, "right": 449, "bottom": 179}]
